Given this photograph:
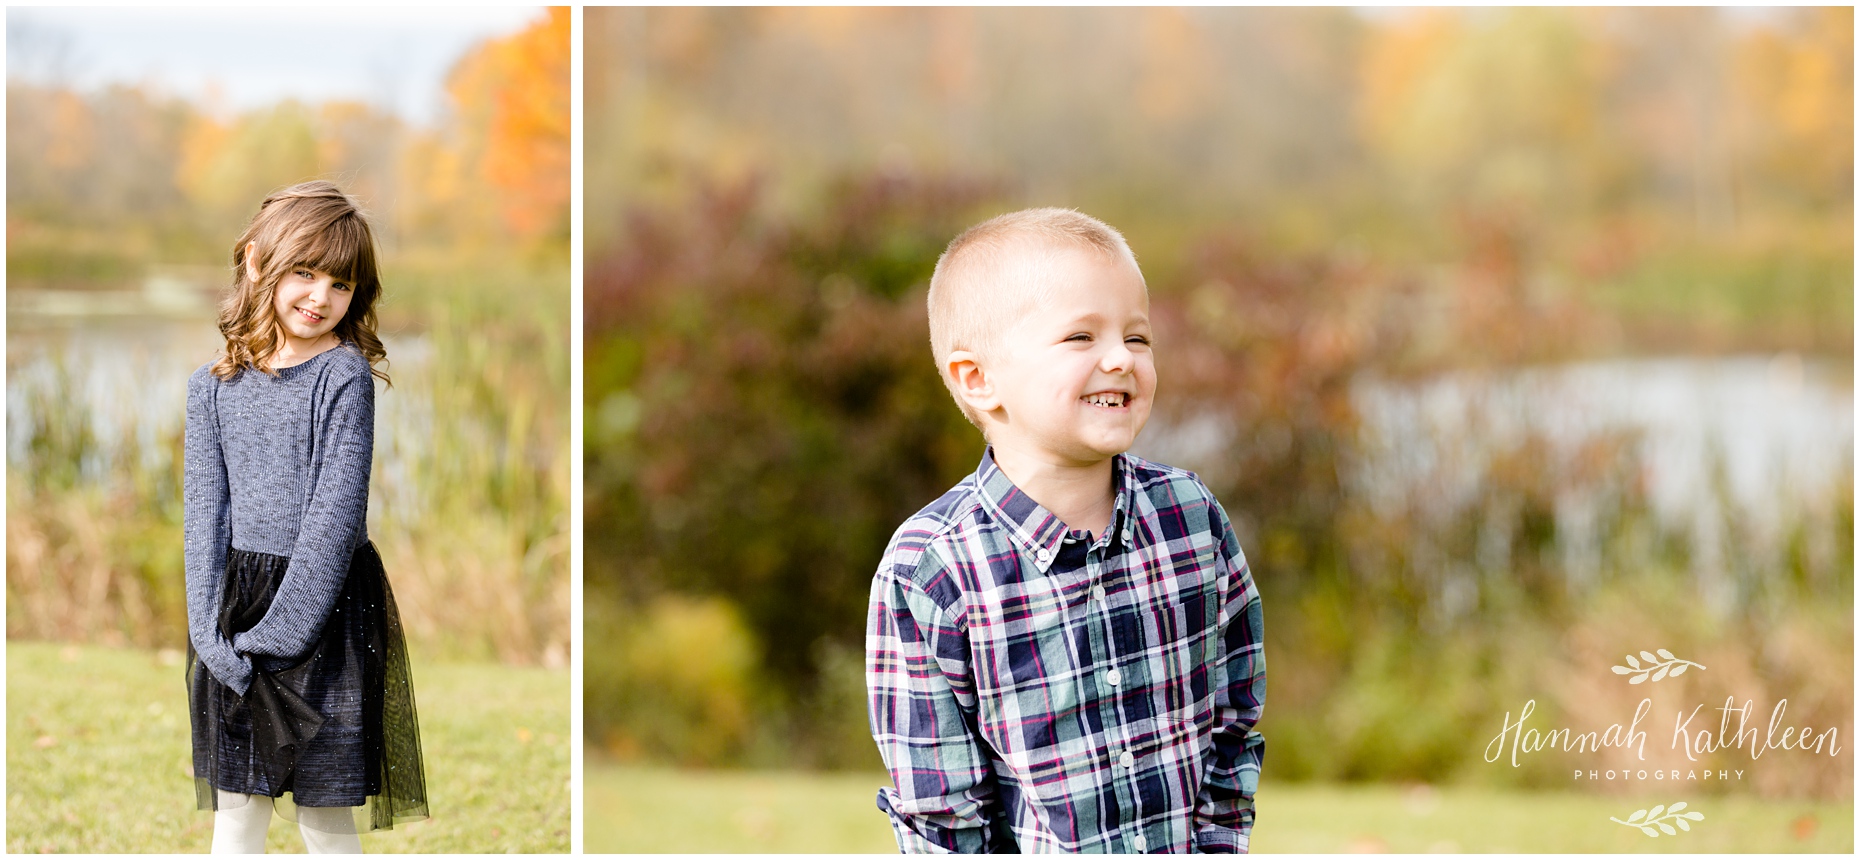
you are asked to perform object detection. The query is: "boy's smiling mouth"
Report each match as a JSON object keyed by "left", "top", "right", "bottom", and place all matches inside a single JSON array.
[{"left": 1082, "top": 391, "right": 1130, "bottom": 408}]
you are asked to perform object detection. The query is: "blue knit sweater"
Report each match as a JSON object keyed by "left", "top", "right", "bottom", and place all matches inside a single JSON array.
[{"left": 184, "top": 344, "right": 375, "bottom": 697}]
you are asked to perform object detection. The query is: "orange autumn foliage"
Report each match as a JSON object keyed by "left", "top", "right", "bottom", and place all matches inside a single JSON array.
[
  {"left": 449, "top": 6, "right": 570, "bottom": 243},
  {"left": 1734, "top": 7, "right": 1854, "bottom": 204}
]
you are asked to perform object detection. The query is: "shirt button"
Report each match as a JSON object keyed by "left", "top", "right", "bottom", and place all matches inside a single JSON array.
[
  {"left": 1119, "top": 750, "right": 1135, "bottom": 769},
  {"left": 1091, "top": 585, "right": 1106, "bottom": 602},
  {"left": 1105, "top": 667, "right": 1122, "bottom": 686},
  {"left": 1122, "top": 528, "right": 1133, "bottom": 544},
  {"left": 1035, "top": 548, "right": 1051, "bottom": 563},
  {"left": 1134, "top": 834, "right": 1147, "bottom": 852}
]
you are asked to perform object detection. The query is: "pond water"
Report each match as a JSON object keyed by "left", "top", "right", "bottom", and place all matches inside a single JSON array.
[
  {"left": 1350, "top": 355, "right": 1853, "bottom": 527},
  {"left": 6, "top": 317, "right": 431, "bottom": 495},
  {"left": 1133, "top": 355, "right": 1852, "bottom": 544}
]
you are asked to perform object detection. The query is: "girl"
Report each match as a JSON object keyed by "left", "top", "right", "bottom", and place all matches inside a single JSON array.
[{"left": 184, "top": 181, "right": 428, "bottom": 853}]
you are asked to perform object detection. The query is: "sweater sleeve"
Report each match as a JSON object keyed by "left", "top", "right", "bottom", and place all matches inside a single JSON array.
[
  {"left": 231, "top": 361, "right": 375, "bottom": 665},
  {"left": 183, "top": 366, "right": 254, "bottom": 696}
]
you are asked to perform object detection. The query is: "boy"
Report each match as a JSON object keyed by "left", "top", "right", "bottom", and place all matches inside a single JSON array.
[{"left": 866, "top": 208, "right": 1266, "bottom": 853}]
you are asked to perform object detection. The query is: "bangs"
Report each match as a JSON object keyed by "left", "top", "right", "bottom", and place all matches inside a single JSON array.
[{"left": 281, "top": 211, "right": 378, "bottom": 289}]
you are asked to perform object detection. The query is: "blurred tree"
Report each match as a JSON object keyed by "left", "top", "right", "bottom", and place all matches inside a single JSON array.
[
  {"left": 586, "top": 173, "right": 998, "bottom": 704},
  {"left": 589, "top": 6, "right": 1847, "bottom": 268},
  {"left": 586, "top": 7, "right": 1370, "bottom": 244},
  {"left": 7, "top": 83, "right": 197, "bottom": 274},
  {"left": 1137, "top": 8, "right": 1216, "bottom": 124},
  {"left": 7, "top": 8, "right": 571, "bottom": 280},
  {"left": 1734, "top": 7, "right": 1854, "bottom": 211},
  {"left": 446, "top": 5, "right": 571, "bottom": 247},
  {"left": 177, "top": 102, "right": 322, "bottom": 235},
  {"left": 1357, "top": 9, "right": 1629, "bottom": 221},
  {"left": 315, "top": 101, "right": 406, "bottom": 245}
]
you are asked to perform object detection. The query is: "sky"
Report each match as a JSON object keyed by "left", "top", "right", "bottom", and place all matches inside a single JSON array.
[{"left": 6, "top": 6, "right": 547, "bottom": 126}]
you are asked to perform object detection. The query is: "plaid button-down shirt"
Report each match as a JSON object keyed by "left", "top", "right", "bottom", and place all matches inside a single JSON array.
[{"left": 867, "top": 448, "right": 1266, "bottom": 853}]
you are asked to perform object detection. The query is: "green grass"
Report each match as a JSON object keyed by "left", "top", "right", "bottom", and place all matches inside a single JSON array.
[
  {"left": 1254, "top": 784, "right": 1850, "bottom": 853},
  {"left": 7, "top": 641, "right": 569, "bottom": 853},
  {"left": 586, "top": 762, "right": 896, "bottom": 853},
  {"left": 586, "top": 762, "right": 1852, "bottom": 853}
]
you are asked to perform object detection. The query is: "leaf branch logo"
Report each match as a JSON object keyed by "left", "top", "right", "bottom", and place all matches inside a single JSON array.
[
  {"left": 1611, "top": 649, "right": 1704, "bottom": 684},
  {"left": 1610, "top": 802, "right": 1703, "bottom": 837}
]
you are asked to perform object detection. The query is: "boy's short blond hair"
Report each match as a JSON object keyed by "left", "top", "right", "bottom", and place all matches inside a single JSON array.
[{"left": 926, "top": 207, "right": 1144, "bottom": 428}]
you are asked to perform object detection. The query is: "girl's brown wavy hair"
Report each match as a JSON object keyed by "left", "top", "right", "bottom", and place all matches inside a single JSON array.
[{"left": 211, "top": 181, "right": 390, "bottom": 385}]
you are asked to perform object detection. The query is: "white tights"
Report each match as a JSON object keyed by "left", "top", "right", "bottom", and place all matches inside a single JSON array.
[{"left": 210, "top": 790, "right": 363, "bottom": 854}]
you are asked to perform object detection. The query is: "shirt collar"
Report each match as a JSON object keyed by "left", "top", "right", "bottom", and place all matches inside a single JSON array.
[{"left": 973, "top": 446, "right": 1139, "bottom": 574}]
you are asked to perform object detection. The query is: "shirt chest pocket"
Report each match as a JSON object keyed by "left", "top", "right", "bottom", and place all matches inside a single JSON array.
[
  {"left": 970, "top": 568, "right": 1094, "bottom": 776},
  {"left": 1124, "top": 542, "right": 1223, "bottom": 721}
]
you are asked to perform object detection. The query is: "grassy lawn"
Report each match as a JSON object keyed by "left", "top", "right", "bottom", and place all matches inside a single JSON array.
[
  {"left": 586, "top": 761, "right": 1851, "bottom": 853},
  {"left": 7, "top": 641, "right": 569, "bottom": 854}
]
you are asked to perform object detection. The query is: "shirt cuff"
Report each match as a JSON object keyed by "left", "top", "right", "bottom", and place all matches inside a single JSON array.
[
  {"left": 1195, "top": 824, "right": 1249, "bottom": 854},
  {"left": 878, "top": 788, "right": 978, "bottom": 853}
]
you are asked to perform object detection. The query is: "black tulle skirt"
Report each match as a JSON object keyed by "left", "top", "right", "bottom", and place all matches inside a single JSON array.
[{"left": 187, "top": 541, "right": 429, "bottom": 832}]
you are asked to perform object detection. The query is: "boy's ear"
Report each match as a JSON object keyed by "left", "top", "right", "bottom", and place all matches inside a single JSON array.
[
  {"left": 947, "top": 350, "right": 1000, "bottom": 415},
  {"left": 244, "top": 242, "right": 260, "bottom": 283}
]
